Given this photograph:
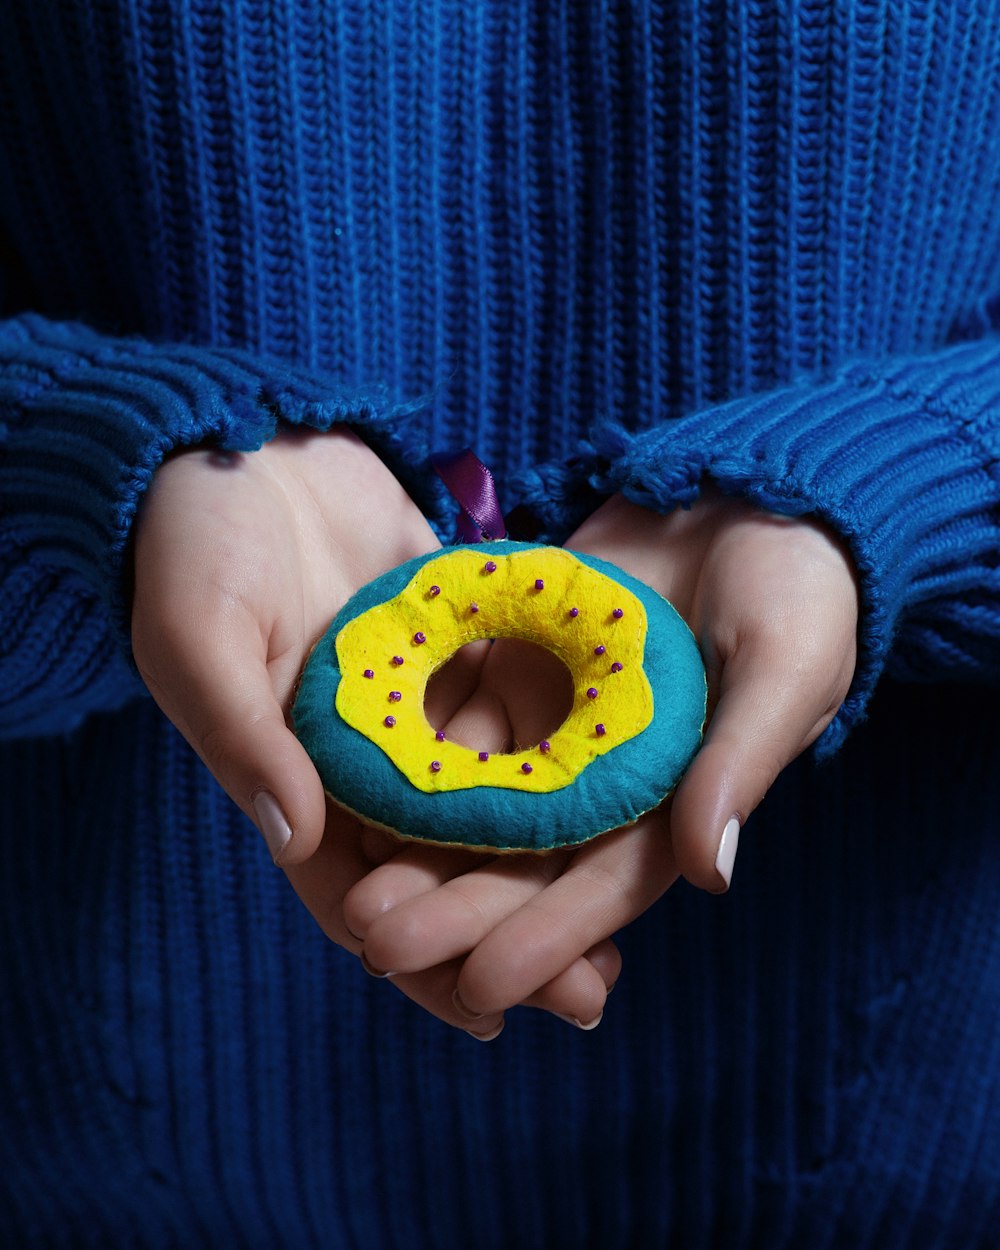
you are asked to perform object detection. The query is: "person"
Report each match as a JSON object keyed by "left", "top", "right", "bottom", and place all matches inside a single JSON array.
[{"left": 1, "top": 2, "right": 997, "bottom": 1246}]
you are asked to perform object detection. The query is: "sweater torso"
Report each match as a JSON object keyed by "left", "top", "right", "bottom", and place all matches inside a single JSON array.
[{"left": 4, "top": 1, "right": 1000, "bottom": 492}]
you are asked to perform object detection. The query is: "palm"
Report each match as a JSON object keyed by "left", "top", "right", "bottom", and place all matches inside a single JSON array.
[
  {"left": 134, "top": 427, "right": 440, "bottom": 800},
  {"left": 344, "top": 486, "right": 858, "bottom": 1025},
  {"left": 133, "top": 427, "right": 618, "bottom": 1036}
]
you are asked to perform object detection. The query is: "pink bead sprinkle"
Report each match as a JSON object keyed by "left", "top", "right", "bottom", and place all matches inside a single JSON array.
[
  {"left": 388, "top": 691, "right": 402, "bottom": 703},
  {"left": 613, "top": 608, "right": 624, "bottom": 619},
  {"left": 484, "top": 560, "right": 497, "bottom": 573},
  {"left": 435, "top": 730, "right": 446, "bottom": 741},
  {"left": 594, "top": 644, "right": 606, "bottom": 656},
  {"left": 428, "top": 585, "right": 441, "bottom": 597},
  {"left": 384, "top": 715, "right": 396, "bottom": 728},
  {"left": 587, "top": 687, "right": 599, "bottom": 699},
  {"left": 534, "top": 579, "right": 544, "bottom": 590},
  {"left": 479, "top": 751, "right": 490, "bottom": 762},
  {"left": 611, "top": 662, "right": 623, "bottom": 673},
  {"left": 363, "top": 669, "right": 375, "bottom": 679},
  {"left": 521, "top": 762, "right": 533, "bottom": 775},
  {"left": 413, "top": 631, "right": 426, "bottom": 644},
  {"left": 430, "top": 760, "right": 442, "bottom": 773},
  {"left": 392, "top": 655, "right": 404, "bottom": 666},
  {"left": 539, "top": 740, "right": 551, "bottom": 754},
  {"left": 469, "top": 602, "right": 479, "bottom": 614},
  {"left": 595, "top": 723, "right": 606, "bottom": 737}
]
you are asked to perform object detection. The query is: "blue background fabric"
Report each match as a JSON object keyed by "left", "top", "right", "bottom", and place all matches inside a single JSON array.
[{"left": 1, "top": 1, "right": 999, "bottom": 1246}]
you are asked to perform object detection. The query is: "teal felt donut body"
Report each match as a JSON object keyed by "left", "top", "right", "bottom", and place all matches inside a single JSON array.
[{"left": 292, "top": 541, "right": 706, "bottom": 852}]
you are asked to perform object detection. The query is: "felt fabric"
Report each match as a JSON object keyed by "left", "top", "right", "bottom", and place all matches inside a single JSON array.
[
  {"left": 332, "top": 545, "right": 656, "bottom": 794},
  {"left": 294, "top": 541, "right": 706, "bottom": 850}
]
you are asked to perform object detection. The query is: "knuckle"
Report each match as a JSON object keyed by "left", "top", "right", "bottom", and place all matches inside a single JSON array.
[
  {"left": 317, "top": 896, "right": 349, "bottom": 947},
  {"left": 572, "top": 860, "right": 639, "bottom": 919},
  {"left": 133, "top": 656, "right": 170, "bottom": 706},
  {"left": 340, "top": 887, "right": 377, "bottom": 941},
  {"left": 442, "top": 881, "right": 495, "bottom": 933},
  {"left": 366, "top": 909, "right": 431, "bottom": 969},
  {"left": 461, "top": 937, "right": 539, "bottom": 1012},
  {"left": 196, "top": 722, "right": 236, "bottom": 780},
  {"left": 743, "top": 754, "right": 783, "bottom": 813}
]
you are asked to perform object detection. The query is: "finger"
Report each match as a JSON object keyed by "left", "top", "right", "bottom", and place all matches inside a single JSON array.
[
  {"left": 423, "top": 638, "right": 494, "bottom": 734},
  {"left": 580, "top": 936, "right": 622, "bottom": 992},
  {"left": 298, "top": 806, "right": 617, "bottom": 1034},
  {"left": 389, "top": 960, "right": 507, "bottom": 1040},
  {"left": 521, "top": 940, "right": 621, "bottom": 1028},
  {"left": 365, "top": 897, "right": 618, "bottom": 1029},
  {"left": 292, "top": 820, "right": 505, "bottom": 1039},
  {"left": 669, "top": 637, "right": 848, "bottom": 894},
  {"left": 392, "top": 943, "right": 618, "bottom": 1037},
  {"left": 455, "top": 813, "right": 677, "bottom": 1016},
  {"left": 281, "top": 800, "right": 377, "bottom": 947},
  {"left": 439, "top": 683, "right": 514, "bottom": 754},
  {"left": 358, "top": 847, "right": 572, "bottom": 974},
  {"left": 137, "top": 599, "right": 326, "bottom": 866},
  {"left": 343, "top": 840, "right": 495, "bottom": 939},
  {"left": 283, "top": 806, "right": 507, "bottom": 1036},
  {"left": 360, "top": 943, "right": 617, "bottom": 1038},
  {"left": 473, "top": 638, "right": 576, "bottom": 752}
]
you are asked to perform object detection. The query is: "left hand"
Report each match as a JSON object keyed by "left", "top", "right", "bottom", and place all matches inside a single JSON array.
[
  {"left": 131, "top": 425, "right": 617, "bottom": 1036},
  {"left": 343, "top": 486, "right": 859, "bottom": 1029}
]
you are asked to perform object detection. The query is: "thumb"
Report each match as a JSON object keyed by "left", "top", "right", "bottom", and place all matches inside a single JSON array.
[
  {"left": 668, "top": 643, "right": 835, "bottom": 894},
  {"left": 202, "top": 699, "right": 328, "bottom": 869},
  {"left": 137, "top": 614, "right": 327, "bottom": 867}
]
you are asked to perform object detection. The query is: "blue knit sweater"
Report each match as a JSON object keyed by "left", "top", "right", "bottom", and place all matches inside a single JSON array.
[{"left": 2, "top": 3, "right": 999, "bottom": 1246}]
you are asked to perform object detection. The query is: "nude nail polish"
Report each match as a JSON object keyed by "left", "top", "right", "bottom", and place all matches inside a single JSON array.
[
  {"left": 452, "top": 988, "right": 484, "bottom": 1021},
  {"left": 251, "top": 790, "right": 292, "bottom": 864},
  {"left": 554, "top": 1012, "right": 603, "bottom": 1031},
  {"left": 715, "top": 816, "right": 741, "bottom": 890},
  {"left": 466, "top": 1022, "right": 504, "bottom": 1042},
  {"left": 360, "top": 952, "right": 394, "bottom": 979}
]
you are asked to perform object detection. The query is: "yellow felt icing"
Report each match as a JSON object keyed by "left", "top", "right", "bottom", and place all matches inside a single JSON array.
[{"left": 334, "top": 547, "right": 653, "bottom": 793}]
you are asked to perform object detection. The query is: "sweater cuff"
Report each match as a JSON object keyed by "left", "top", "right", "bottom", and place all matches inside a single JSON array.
[
  {"left": 2, "top": 314, "right": 440, "bottom": 636},
  {"left": 524, "top": 338, "right": 1000, "bottom": 756}
]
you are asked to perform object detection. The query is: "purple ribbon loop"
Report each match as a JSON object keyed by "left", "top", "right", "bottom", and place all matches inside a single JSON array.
[{"left": 431, "top": 448, "right": 507, "bottom": 544}]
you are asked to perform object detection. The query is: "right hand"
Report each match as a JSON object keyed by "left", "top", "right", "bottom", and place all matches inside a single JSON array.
[
  {"left": 131, "top": 426, "right": 618, "bottom": 1036},
  {"left": 343, "top": 486, "right": 857, "bottom": 1031}
]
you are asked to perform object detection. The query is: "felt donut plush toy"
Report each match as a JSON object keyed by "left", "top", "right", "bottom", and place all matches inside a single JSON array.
[{"left": 292, "top": 541, "right": 706, "bottom": 852}]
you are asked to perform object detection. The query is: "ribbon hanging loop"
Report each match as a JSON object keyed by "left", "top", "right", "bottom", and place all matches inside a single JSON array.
[{"left": 431, "top": 448, "right": 507, "bottom": 544}]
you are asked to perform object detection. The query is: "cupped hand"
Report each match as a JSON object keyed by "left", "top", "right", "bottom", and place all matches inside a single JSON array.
[
  {"left": 131, "top": 426, "right": 616, "bottom": 1035},
  {"left": 132, "top": 425, "right": 439, "bottom": 858},
  {"left": 344, "top": 484, "right": 859, "bottom": 1026}
]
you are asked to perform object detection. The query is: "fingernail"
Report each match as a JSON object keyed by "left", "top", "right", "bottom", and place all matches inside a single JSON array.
[
  {"left": 714, "top": 816, "right": 741, "bottom": 891},
  {"left": 360, "top": 952, "right": 394, "bottom": 978},
  {"left": 554, "top": 1012, "right": 603, "bottom": 1031},
  {"left": 251, "top": 790, "right": 293, "bottom": 863},
  {"left": 452, "top": 987, "right": 484, "bottom": 1021},
  {"left": 466, "top": 1021, "right": 504, "bottom": 1042}
]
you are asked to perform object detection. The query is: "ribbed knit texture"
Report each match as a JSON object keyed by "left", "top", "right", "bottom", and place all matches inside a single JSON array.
[
  {"left": 2, "top": 2, "right": 999, "bottom": 1246},
  {"left": 0, "top": 313, "right": 441, "bottom": 735}
]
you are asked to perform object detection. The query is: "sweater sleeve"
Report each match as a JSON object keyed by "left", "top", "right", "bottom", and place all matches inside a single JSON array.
[
  {"left": 518, "top": 330, "right": 1000, "bottom": 757},
  {"left": 0, "top": 313, "right": 439, "bottom": 740}
]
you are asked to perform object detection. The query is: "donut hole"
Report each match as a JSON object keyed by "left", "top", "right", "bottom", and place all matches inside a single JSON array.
[{"left": 424, "top": 638, "right": 575, "bottom": 753}]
